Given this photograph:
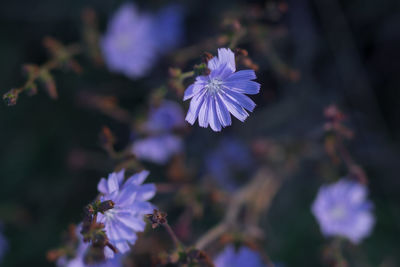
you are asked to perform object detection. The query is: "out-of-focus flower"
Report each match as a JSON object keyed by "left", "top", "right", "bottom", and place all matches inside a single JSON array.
[
  {"left": 0, "top": 224, "right": 7, "bottom": 263},
  {"left": 311, "top": 179, "right": 375, "bottom": 244},
  {"left": 154, "top": 5, "right": 184, "bottom": 53},
  {"left": 97, "top": 170, "right": 156, "bottom": 258},
  {"left": 206, "top": 137, "right": 253, "bottom": 191},
  {"left": 101, "top": 3, "right": 184, "bottom": 79},
  {"left": 101, "top": 3, "right": 157, "bottom": 78},
  {"left": 132, "top": 134, "right": 183, "bottom": 164},
  {"left": 145, "top": 100, "right": 185, "bottom": 133},
  {"left": 57, "top": 226, "right": 123, "bottom": 267},
  {"left": 184, "top": 48, "right": 260, "bottom": 131},
  {"left": 214, "top": 245, "right": 265, "bottom": 267}
]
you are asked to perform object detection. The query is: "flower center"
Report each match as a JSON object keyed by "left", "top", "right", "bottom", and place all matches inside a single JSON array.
[
  {"left": 104, "top": 207, "right": 117, "bottom": 219},
  {"left": 205, "top": 79, "right": 223, "bottom": 94},
  {"left": 116, "top": 35, "right": 133, "bottom": 51},
  {"left": 330, "top": 205, "right": 347, "bottom": 220}
]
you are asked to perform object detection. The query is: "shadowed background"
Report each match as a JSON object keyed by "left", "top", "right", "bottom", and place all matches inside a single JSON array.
[{"left": 0, "top": 0, "right": 400, "bottom": 266}]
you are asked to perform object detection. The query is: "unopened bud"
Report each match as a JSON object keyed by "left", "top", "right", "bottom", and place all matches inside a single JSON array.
[
  {"left": 146, "top": 209, "right": 167, "bottom": 229},
  {"left": 3, "top": 90, "right": 19, "bottom": 106},
  {"left": 235, "top": 48, "right": 248, "bottom": 57},
  {"left": 202, "top": 52, "right": 214, "bottom": 63}
]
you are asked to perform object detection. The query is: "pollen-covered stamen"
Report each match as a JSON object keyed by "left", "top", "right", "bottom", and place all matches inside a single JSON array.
[{"left": 205, "top": 79, "right": 224, "bottom": 94}]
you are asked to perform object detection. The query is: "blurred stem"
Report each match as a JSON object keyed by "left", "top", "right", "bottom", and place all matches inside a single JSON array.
[
  {"left": 332, "top": 238, "right": 347, "bottom": 267},
  {"left": 4, "top": 43, "right": 82, "bottom": 105},
  {"left": 229, "top": 29, "right": 246, "bottom": 49},
  {"left": 180, "top": 71, "right": 195, "bottom": 81},
  {"left": 164, "top": 223, "right": 184, "bottom": 250},
  {"left": 195, "top": 167, "right": 283, "bottom": 250}
]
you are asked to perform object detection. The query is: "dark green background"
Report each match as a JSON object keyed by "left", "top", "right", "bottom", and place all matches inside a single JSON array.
[{"left": 1, "top": 0, "right": 400, "bottom": 266}]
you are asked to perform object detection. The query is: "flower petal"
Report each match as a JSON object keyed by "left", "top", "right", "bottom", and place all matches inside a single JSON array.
[
  {"left": 219, "top": 92, "right": 249, "bottom": 122},
  {"left": 125, "top": 170, "right": 150, "bottom": 186},
  {"left": 208, "top": 97, "right": 222, "bottom": 132},
  {"left": 107, "top": 174, "right": 120, "bottom": 193},
  {"left": 210, "top": 63, "right": 234, "bottom": 80},
  {"left": 215, "top": 95, "right": 232, "bottom": 127},
  {"left": 225, "top": 90, "right": 256, "bottom": 112},
  {"left": 198, "top": 96, "right": 210, "bottom": 128},
  {"left": 137, "top": 183, "right": 157, "bottom": 201},
  {"left": 224, "top": 80, "right": 260, "bottom": 95},
  {"left": 208, "top": 57, "right": 219, "bottom": 70},
  {"left": 226, "top": 69, "right": 256, "bottom": 81},
  {"left": 98, "top": 178, "right": 108, "bottom": 194},
  {"left": 185, "top": 91, "right": 205, "bottom": 124},
  {"left": 183, "top": 84, "right": 195, "bottom": 101},
  {"left": 217, "top": 48, "right": 236, "bottom": 72}
]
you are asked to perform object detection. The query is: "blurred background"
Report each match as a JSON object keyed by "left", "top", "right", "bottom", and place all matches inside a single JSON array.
[{"left": 1, "top": 0, "right": 400, "bottom": 266}]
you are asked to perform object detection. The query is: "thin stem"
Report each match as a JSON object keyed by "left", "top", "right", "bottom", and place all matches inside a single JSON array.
[
  {"left": 179, "top": 71, "right": 195, "bottom": 81},
  {"left": 195, "top": 167, "right": 282, "bottom": 250},
  {"left": 163, "top": 223, "right": 183, "bottom": 249}
]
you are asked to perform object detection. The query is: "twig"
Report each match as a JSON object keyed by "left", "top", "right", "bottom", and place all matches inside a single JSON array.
[{"left": 195, "top": 167, "right": 281, "bottom": 250}]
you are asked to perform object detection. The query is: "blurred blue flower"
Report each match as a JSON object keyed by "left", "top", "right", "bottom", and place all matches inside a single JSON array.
[
  {"left": 214, "top": 245, "right": 265, "bottom": 267},
  {"left": 154, "top": 5, "right": 184, "bottom": 53},
  {"left": 0, "top": 224, "right": 7, "bottom": 263},
  {"left": 132, "top": 134, "right": 183, "bottom": 164},
  {"left": 101, "top": 3, "right": 157, "bottom": 79},
  {"left": 145, "top": 100, "right": 185, "bottom": 134},
  {"left": 184, "top": 48, "right": 260, "bottom": 131},
  {"left": 311, "top": 179, "right": 375, "bottom": 244},
  {"left": 206, "top": 137, "right": 253, "bottom": 191},
  {"left": 101, "top": 3, "right": 184, "bottom": 79},
  {"left": 97, "top": 170, "right": 156, "bottom": 258}
]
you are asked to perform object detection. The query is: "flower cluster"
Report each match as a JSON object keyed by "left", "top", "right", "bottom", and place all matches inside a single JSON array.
[
  {"left": 101, "top": 3, "right": 184, "bottom": 79},
  {"left": 311, "top": 179, "right": 375, "bottom": 244},
  {"left": 184, "top": 48, "right": 260, "bottom": 131}
]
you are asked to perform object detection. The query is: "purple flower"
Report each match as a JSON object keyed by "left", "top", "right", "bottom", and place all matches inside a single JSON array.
[
  {"left": 0, "top": 224, "right": 7, "bottom": 263},
  {"left": 206, "top": 137, "right": 253, "bottom": 191},
  {"left": 183, "top": 48, "right": 260, "bottom": 131},
  {"left": 145, "top": 100, "right": 185, "bottom": 133},
  {"left": 132, "top": 134, "right": 183, "bottom": 164},
  {"left": 154, "top": 5, "right": 184, "bottom": 53},
  {"left": 101, "top": 3, "right": 184, "bottom": 79},
  {"left": 214, "top": 245, "right": 265, "bottom": 267},
  {"left": 97, "top": 170, "right": 156, "bottom": 258},
  {"left": 311, "top": 179, "right": 375, "bottom": 244},
  {"left": 101, "top": 3, "right": 158, "bottom": 79}
]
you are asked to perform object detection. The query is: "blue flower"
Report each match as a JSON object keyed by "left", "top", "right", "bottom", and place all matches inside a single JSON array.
[
  {"left": 311, "top": 179, "right": 375, "bottom": 244},
  {"left": 205, "top": 137, "right": 253, "bottom": 191},
  {"left": 145, "top": 100, "right": 185, "bottom": 134},
  {"left": 0, "top": 223, "right": 7, "bottom": 263},
  {"left": 154, "top": 5, "right": 184, "bottom": 53},
  {"left": 132, "top": 134, "right": 183, "bottom": 164},
  {"left": 101, "top": 3, "right": 158, "bottom": 79},
  {"left": 183, "top": 48, "right": 260, "bottom": 131},
  {"left": 214, "top": 245, "right": 265, "bottom": 267},
  {"left": 97, "top": 170, "right": 156, "bottom": 258},
  {"left": 101, "top": 3, "right": 184, "bottom": 79}
]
